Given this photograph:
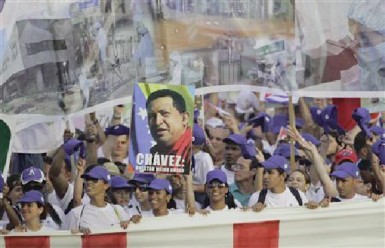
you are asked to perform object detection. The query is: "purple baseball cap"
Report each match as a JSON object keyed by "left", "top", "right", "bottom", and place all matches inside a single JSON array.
[
  {"left": 271, "top": 115, "right": 288, "bottom": 134},
  {"left": 371, "top": 138, "right": 385, "bottom": 165},
  {"left": 81, "top": 166, "right": 111, "bottom": 184},
  {"left": 105, "top": 124, "right": 130, "bottom": 136},
  {"left": 147, "top": 178, "right": 173, "bottom": 194},
  {"left": 206, "top": 169, "right": 227, "bottom": 184},
  {"left": 296, "top": 133, "right": 321, "bottom": 148},
  {"left": 193, "top": 123, "right": 206, "bottom": 145},
  {"left": 223, "top": 134, "right": 247, "bottom": 145},
  {"left": 17, "top": 190, "right": 44, "bottom": 204},
  {"left": 129, "top": 173, "right": 155, "bottom": 185},
  {"left": 241, "top": 139, "right": 257, "bottom": 159},
  {"left": 370, "top": 126, "right": 384, "bottom": 136},
  {"left": 322, "top": 105, "right": 345, "bottom": 135},
  {"left": 111, "top": 176, "right": 133, "bottom": 189},
  {"left": 352, "top": 107, "right": 372, "bottom": 138},
  {"left": 21, "top": 167, "right": 45, "bottom": 185},
  {"left": 311, "top": 106, "right": 329, "bottom": 133},
  {"left": 331, "top": 162, "right": 360, "bottom": 179},
  {"left": 274, "top": 143, "right": 299, "bottom": 159},
  {"left": 248, "top": 112, "right": 271, "bottom": 132},
  {"left": 295, "top": 118, "right": 305, "bottom": 130},
  {"left": 261, "top": 155, "right": 290, "bottom": 174}
]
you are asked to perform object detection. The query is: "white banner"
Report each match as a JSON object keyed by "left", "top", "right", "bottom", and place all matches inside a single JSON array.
[{"left": 1, "top": 199, "right": 384, "bottom": 248}]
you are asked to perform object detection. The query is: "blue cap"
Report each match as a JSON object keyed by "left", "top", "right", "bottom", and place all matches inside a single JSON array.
[
  {"left": 261, "top": 155, "right": 290, "bottom": 174},
  {"left": 372, "top": 138, "right": 385, "bottom": 165},
  {"left": 370, "top": 126, "right": 384, "bottom": 136},
  {"left": 21, "top": 167, "right": 45, "bottom": 185},
  {"left": 129, "top": 173, "right": 155, "bottom": 185},
  {"left": 206, "top": 169, "right": 227, "bottom": 184},
  {"left": 274, "top": 143, "right": 299, "bottom": 159},
  {"left": 331, "top": 162, "right": 360, "bottom": 179},
  {"left": 352, "top": 107, "right": 372, "bottom": 138},
  {"left": 105, "top": 124, "right": 130, "bottom": 136},
  {"left": 296, "top": 133, "right": 321, "bottom": 148},
  {"left": 271, "top": 115, "right": 288, "bottom": 134},
  {"left": 147, "top": 178, "right": 173, "bottom": 194},
  {"left": 295, "top": 118, "right": 305, "bottom": 130},
  {"left": 322, "top": 105, "right": 345, "bottom": 135},
  {"left": 241, "top": 139, "right": 257, "bottom": 159},
  {"left": 81, "top": 166, "right": 111, "bottom": 184},
  {"left": 248, "top": 112, "right": 271, "bottom": 132},
  {"left": 223, "top": 134, "right": 247, "bottom": 145},
  {"left": 111, "top": 176, "right": 133, "bottom": 189},
  {"left": 310, "top": 106, "right": 329, "bottom": 133},
  {"left": 17, "top": 190, "right": 44, "bottom": 204},
  {"left": 193, "top": 123, "right": 206, "bottom": 145}
]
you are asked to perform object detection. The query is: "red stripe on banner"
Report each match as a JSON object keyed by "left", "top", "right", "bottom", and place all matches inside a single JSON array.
[
  {"left": 5, "top": 236, "right": 50, "bottom": 248},
  {"left": 233, "top": 220, "right": 280, "bottom": 248},
  {"left": 82, "top": 232, "right": 127, "bottom": 248}
]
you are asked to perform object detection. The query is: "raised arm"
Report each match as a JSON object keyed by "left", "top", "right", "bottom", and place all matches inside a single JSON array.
[
  {"left": 184, "top": 173, "right": 196, "bottom": 216},
  {"left": 50, "top": 148, "right": 70, "bottom": 199},
  {"left": 288, "top": 126, "right": 338, "bottom": 197},
  {"left": 73, "top": 158, "right": 87, "bottom": 207}
]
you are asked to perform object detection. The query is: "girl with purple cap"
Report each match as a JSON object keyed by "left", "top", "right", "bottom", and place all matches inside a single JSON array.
[
  {"left": 146, "top": 178, "right": 184, "bottom": 217},
  {"left": 65, "top": 165, "right": 130, "bottom": 234},
  {"left": 2, "top": 191, "right": 54, "bottom": 233},
  {"left": 128, "top": 174, "right": 153, "bottom": 217},
  {"left": 201, "top": 169, "right": 237, "bottom": 212}
]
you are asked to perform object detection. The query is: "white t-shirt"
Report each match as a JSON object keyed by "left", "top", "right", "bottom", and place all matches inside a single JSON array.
[
  {"left": 43, "top": 204, "right": 66, "bottom": 230},
  {"left": 15, "top": 203, "right": 65, "bottom": 230},
  {"left": 248, "top": 187, "right": 309, "bottom": 207},
  {"left": 47, "top": 183, "right": 74, "bottom": 214},
  {"left": 174, "top": 198, "right": 201, "bottom": 210},
  {"left": 306, "top": 182, "right": 325, "bottom": 203},
  {"left": 334, "top": 194, "right": 369, "bottom": 203},
  {"left": 221, "top": 165, "right": 234, "bottom": 185},
  {"left": 64, "top": 203, "right": 129, "bottom": 230},
  {"left": 9, "top": 225, "right": 56, "bottom": 233},
  {"left": 192, "top": 151, "right": 215, "bottom": 185},
  {"left": 205, "top": 205, "right": 232, "bottom": 211},
  {"left": 144, "top": 208, "right": 184, "bottom": 218}
]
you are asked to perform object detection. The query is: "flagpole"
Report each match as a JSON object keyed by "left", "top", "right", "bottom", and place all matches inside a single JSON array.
[{"left": 288, "top": 93, "right": 296, "bottom": 173}]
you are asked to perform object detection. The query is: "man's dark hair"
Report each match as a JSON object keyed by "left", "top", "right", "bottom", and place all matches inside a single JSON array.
[
  {"left": 146, "top": 89, "right": 186, "bottom": 113},
  {"left": 42, "top": 156, "right": 53, "bottom": 165},
  {"left": 354, "top": 131, "right": 368, "bottom": 153},
  {"left": 98, "top": 157, "right": 111, "bottom": 165}
]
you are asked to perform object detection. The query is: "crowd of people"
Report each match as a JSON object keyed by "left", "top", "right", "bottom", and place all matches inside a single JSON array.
[{"left": 0, "top": 89, "right": 384, "bottom": 235}]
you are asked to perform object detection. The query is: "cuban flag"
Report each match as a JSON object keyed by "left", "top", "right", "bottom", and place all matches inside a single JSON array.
[
  {"left": 264, "top": 93, "right": 289, "bottom": 104},
  {"left": 128, "top": 84, "right": 154, "bottom": 171}
]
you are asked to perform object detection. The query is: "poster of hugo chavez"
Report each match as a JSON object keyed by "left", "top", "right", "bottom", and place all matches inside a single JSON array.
[{"left": 129, "top": 82, "right": 194, "bottom": 175}]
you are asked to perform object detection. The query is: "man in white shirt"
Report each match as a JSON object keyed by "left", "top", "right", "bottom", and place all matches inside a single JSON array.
[
  {"left": 329, "top": 162, "right": 369, "bottom": 202},
  {"left": 64, "top": 166, "right": 129, "bottom": 234},
  {"left": 221, "top": 134, "right": 246, "bottom": 185},
  {"left": 248, "top": 155, "right": 309, "bottom": 211}
]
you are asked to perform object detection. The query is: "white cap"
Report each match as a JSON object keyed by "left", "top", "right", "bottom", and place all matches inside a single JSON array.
[
  {"left": 348, "top": 1, "right": 385, "bottom": 33},
  {"left": 205, "top": 117, "right": 225, "bottom": 128},
  {"left": 235, "top": 89, "right": 259, "bottom": 114}
]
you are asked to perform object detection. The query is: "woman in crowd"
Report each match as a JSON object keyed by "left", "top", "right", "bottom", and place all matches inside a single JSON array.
[
  {"left": 201, "top": 169, "right": 237, "bottom": 211},
  {"left": 128, "top": 174, "right": 153, "bottom": 217},
  {"left": 146, "top": 178, "right": 184, "bottom": 217},
  {"left": 5, "top": 190, "right": 54, "bottom": 233},
  {"left": 65, "top": 165, "right": 130, "bottom": 234},
  {"left": 286, "top": 169, "right": 311, "bottom": 194}
]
